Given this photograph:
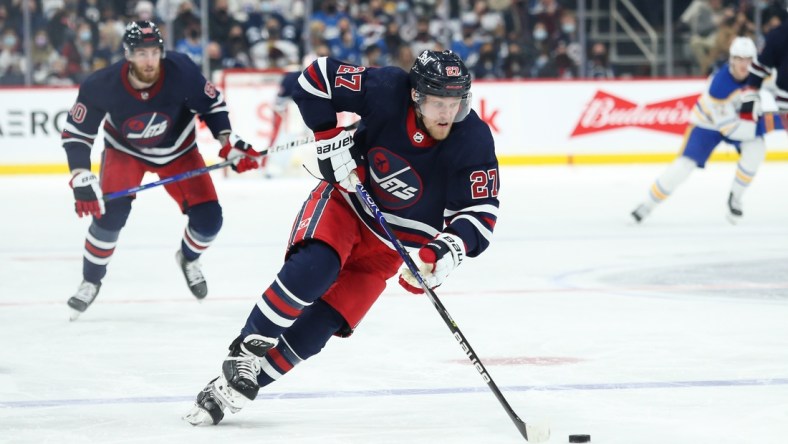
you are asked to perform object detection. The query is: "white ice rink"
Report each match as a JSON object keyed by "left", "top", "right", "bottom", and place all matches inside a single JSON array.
[{"left": 1, "top": 163, "right": 787, "bottom": 444}]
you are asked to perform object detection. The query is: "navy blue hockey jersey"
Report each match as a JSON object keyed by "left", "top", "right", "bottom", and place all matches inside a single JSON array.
[
  {"left": 747, "top": 21, "right": 788, "bottom": 109},
  {"left": 292, "top": 57, "right": 499, "bottom": 257},
  {"left": 62, "top": 51, "right": 231, "bottom": 170}
]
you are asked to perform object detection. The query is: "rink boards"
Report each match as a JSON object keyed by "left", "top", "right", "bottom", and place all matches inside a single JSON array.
[{"left": 2, "top": 76, "right": 788, "bottom": 174}]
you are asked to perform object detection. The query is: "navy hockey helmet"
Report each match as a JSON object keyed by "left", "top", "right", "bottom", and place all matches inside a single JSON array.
[
  {"left": 410, "top": 50, "right": 472, "bottom": 122},
  {"left": 123, "top": 20, "right": 165, "bottom": 58}
]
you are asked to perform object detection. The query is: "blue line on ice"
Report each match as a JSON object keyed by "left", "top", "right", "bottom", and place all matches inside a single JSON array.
[{"left": 2, "top": 378, "right": 787, "bottom": 409}]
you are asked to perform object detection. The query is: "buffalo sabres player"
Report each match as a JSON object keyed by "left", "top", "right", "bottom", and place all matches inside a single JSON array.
[
  {"left": 64, "top": 21, "right": 260, "bottom": 320},
  {"left": 631, "top": 37, "right": 773, "bottom": 224},
  {"left": 184, "top": 50, "right": 499, "bottom": 426}
]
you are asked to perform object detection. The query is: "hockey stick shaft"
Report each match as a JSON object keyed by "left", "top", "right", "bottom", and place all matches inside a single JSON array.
[
  {"left": 351, "top": 176, "right": 549, "bottom": 442},
  {"left": 103, "top": 121, "right": 360, "bottom": 202}
]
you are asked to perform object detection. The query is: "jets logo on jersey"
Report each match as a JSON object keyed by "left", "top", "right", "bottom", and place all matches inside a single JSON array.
[
  {"left": 123, "top": 112, "right": 171, "bottom": 148},
  {"left": 368, "top": 147, "right": 422, "bottom": 209}
]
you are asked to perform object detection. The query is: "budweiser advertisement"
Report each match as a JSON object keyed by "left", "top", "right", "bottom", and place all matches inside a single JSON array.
[{"left": 570, "top": 90, "right": 700, "bottom": 137}]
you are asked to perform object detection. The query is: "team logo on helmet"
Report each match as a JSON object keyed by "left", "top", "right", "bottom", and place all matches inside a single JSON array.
[
  {"left": 446, "top": 66, "right": 461, "bottom": 76},
  {"left": 368, "top": 147, "right": 422, "bottom": 209},
  {"left": 122, "top": 112, "right": 171, "bottom": 148}
]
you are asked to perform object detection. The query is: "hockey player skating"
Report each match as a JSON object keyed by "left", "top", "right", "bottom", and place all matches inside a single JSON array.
[
  {"left": 631, "top": 37, "right": 771, "bottom": 224},
  {"left": 64, "top": 21, "right": 260, "bottom": 320},
  {"left": 183, "top": 50, "right": 499, "bottom": 426}
]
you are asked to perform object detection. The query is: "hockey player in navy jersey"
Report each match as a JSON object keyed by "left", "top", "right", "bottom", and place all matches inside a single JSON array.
[
  {"left": 631, "top": 37, "right": 774, "bottom": 224},
  {"left": 64, "top": 21, "right": 261, "bottom": 320},
  {"left": 183, "top": 50, "right": 499, "bottom": 426}
]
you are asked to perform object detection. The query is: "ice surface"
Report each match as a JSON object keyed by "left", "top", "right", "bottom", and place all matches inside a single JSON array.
[{"left": 1, "top": 163, "right": 787, "bottom": 443}]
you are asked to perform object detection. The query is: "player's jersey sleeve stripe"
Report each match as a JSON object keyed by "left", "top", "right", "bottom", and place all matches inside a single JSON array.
[
  {"left": 444, "top": 204, "right": 499, "bottom": 218},
  {"left": 749, "top": 61, "right": 770, "bottom": 78},
  {"left": 451, "top": 214, "right": 493, "bottom": 242},
  {"left": 298, "top": 59, "right": 332, "bottom": 99}
]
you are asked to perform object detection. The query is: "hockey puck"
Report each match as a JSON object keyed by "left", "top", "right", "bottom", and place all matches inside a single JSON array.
[{"left": 569, "top": 434, "right": 590, "bottom": 443}]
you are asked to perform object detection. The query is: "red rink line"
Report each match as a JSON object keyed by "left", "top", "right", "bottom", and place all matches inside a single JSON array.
[{"left": 2, "top": 282, "right": 788, "bottom": 307}]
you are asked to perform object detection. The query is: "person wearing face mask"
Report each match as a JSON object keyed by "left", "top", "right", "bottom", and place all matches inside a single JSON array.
[
  {"left": 631, "top": 37, "right": 775, "bottom": 225},
  {"left": 175, "top": 24, "right": 203, "bottom": 65},
  {"left": 0, "top": 29, "right": 23, "bottom": 84}
]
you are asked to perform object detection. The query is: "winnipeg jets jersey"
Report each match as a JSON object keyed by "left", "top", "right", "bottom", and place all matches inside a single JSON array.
[
  {"left": 62, "top": 51, "right": 231, "bottom": 171},
  {"left": 747, "top": 20, "right": 788, "bottom": 110},
  {"left": 292, "top": 57, "right": 499, "bottom": 257}
]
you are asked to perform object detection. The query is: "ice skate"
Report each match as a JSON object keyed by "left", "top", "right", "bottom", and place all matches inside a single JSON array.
[
  {"left": 67, "top": 280, "right": 101, "bottom": 321},
  {"left": 176, "top": 250, "right": 207, "bottom": 299},
  {"left": 631, "top": 203, "right": 652, "bottom": 224},
  {"left": 726, "top": 192, "right": 743, "bottom": 225},
  {"left": 183, "top": 377, "right": 227, "bottom": 425},
  {"left": 184, "top": 334, "right": 277, "bottom": 425}
]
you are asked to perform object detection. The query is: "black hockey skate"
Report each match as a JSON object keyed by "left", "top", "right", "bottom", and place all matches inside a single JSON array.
[
  {"left": 631, "top": 204, "right": 651, "bottom": 224},
  {"left": 726, "top": 192, "right": 743, "bottom": 224},
  {"left": 176, "top": 250, "right": 207, "bottom": 299},
  {"left": 67, "top": 280, "right": 101, "bottom": 321},
  {"left": 183, "top": 377, "right": 226, "bottom": 426},
  {"left": 183, "top": 334, "right": 277, "bottom": 426}
]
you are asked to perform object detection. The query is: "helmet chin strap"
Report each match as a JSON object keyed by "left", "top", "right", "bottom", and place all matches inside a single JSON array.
[{"left": 412, "top": 103, "right": 430, "bottom": 133}]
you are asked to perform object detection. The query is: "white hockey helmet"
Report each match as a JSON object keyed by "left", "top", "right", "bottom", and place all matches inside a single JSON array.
[{"left": 729, "top": 37, "right": 757, "bottom": 60}]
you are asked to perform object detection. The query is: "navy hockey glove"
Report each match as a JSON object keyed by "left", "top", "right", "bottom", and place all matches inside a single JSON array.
[
  {"left": 315, "top": 127, "right": 364, "bottom": 192},
  {"left": 69, "top": 170, "right": 105, "bottom": 219},
  {"left": 219, "top": 133, "right": 261, "bottom": 173},
  {"left": 398, "top": 233, "right": 465, "bottom": 294}
]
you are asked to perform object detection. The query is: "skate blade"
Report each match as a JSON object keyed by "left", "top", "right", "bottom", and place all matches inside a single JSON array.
[
  {"left": 726, "top": 213, "right": 741, "bottom": 225},
  {"left": 69, "top": 308, "right": 83, "bottom": 322},
  {"left": 182, "top": 404, "right": 215, "bottom": 426}
]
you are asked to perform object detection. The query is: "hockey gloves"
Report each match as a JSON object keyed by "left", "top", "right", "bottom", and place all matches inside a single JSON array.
[
  {"left": 219, "top": 133, "right": 261, "bottom": 173},
  {"left": 315, "top": 127, "right": 364, "bottom": 192},
  {"left": 399, "top": 233, "right": 466, "bottom": 294},
  {"left": 69, "top": 170, "right": 105, "bottom": 219}
]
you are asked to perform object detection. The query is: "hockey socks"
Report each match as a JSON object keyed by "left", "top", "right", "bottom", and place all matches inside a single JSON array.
[{"left": 242, "top": 241, "right": 341, "bottom": 339}]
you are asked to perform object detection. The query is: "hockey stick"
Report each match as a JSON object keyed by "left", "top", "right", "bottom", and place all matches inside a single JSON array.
[
  {"left": 350, "top": 175, "right": 550, "bottom": 442},
  {"left": 103, "top": 121, "right": 361, "bottom": 202}
]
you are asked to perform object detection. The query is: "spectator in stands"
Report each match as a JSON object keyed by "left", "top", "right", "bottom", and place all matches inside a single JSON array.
[
  {"left": 134, "top": 0, "right": 156, "bottom": 22},
  {"left": 222, "top": 23, "right": 251, "bottom": 68},
  {"left": 586, "top": 41, "right": 614, "bottom": 78},
  {"left": 31, "top": 28, "right": 60, "bottom": 84},
  {"left": 176, "top": 22, "right": 203, "bottom": 65},
  {"left": 46, "top": 55, "right": 73, "bottom": 85},
  {"left": 250, "top": 19, "right": 299, "bottom": 68},
  {"left": 530, "top": 0, "right": 563, "bottom": 40},
  {"left": 451, "top": 19, "right": 482, "bottom": 69},
  {"left": 310, "top": 0, "right": 350, "bottom": 42},
  {"left": 209, "top": 0, "right": 239, "bottom": 43},
  {"left": 172, "top": 1, "right": 198, "bottom": 43},
  {"left": 382, "top": 20, "right": 404, "bottom": 63},
  {"left": 362, "top": 42, "right": 383, "bottom": 66},
  {"left": 682, "top": 0, "right": 729, "bottom": 75},
  {"left": 501, "top": 39, "right": 529, "bottom": 78},
  {"left": 0, "top": 28, "right": 24, "bottom": 84},
  {"left": 410, "top": 16, "right": 439, "bottom": 56},
  {"left": 474, "top": 40, "right": 502, "bottom": 78},
  {"left": 93, "top": 20, "right": 123, "bottom": 68}
]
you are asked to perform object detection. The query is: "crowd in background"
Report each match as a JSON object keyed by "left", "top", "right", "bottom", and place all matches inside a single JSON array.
[{"left": 0, "top": 0, "right": 786, "bottom": 86}]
